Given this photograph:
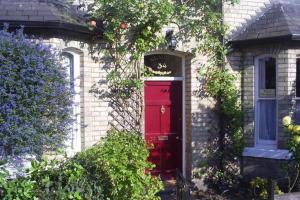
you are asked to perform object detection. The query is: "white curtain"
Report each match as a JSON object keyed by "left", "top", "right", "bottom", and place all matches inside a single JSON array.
[
  {"left": 258, "top": 100, "right": 276, "bottom": 140},
  {"left": 296, "top": 100, "right": 300, "bottom": 124},
  {"left": 257, "top": 57, "right": 276, "bottom": 141}
]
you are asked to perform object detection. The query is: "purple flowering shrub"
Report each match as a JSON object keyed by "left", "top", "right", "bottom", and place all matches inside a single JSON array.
[{"left": 0, "top": 25, "right": 73, "bottom": 158}]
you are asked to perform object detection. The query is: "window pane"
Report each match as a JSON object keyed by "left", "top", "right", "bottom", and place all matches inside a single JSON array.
[
  {"left": 296, "top": 100, "right": 300, "bottom": 125},
  {"left": 296, "top": 59, "right": 300, "bottom": 97},
  {"left": 144, "top": 54, "right": 182, "bottom": 77},
  {"left": 259, "top": 57, "right": 276, "bottom": 97},
  {"left": 258, "top": 100, "right": 276, "bottom": 140},
  {"left": 62, "top": 53, "right": 75, "bottom": 94}
]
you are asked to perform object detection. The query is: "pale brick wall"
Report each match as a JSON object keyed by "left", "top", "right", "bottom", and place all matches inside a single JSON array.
[
  {"left": 224, "top": 0, "right": 277, "bottom": 148},
  {"left": 45, "top": 38, "right": 109, "bottom": 150},
  {"left": 224, "top": 0, "right": 271, "bottom": 34},
  {"left": 234, "top": 43, "right": 291, "bottom": 148}
]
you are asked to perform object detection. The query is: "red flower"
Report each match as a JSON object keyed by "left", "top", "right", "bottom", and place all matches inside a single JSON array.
[
  {"left": 120, "top": 21, "right": 128, "bottom": 29},
  {"left": 90, "top": 20, "right": 97, "bottom": 28}
]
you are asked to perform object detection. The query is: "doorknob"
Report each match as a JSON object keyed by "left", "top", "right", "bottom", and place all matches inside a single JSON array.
[
  {"left": 176, "top": 136, "right": 181, "bottom": 141},
  {"left": 161, "top": 105, "right": 165, "bottom": 114}
]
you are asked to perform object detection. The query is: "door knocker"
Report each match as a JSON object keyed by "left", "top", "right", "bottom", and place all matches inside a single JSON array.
[{"left": 161, "top": 105, "right": 165, "bottom": 114}]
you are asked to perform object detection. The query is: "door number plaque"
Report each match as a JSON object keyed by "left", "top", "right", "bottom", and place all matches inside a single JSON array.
[{"left": 158, "top": 136, "right": 168, "bottom": 141}]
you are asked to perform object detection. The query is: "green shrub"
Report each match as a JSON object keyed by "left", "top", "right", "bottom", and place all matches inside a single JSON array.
[
  {"left": 250, "top": 177, "right": 283, "bottom": 200},
  {"left": 28, "top": 158, "right": 105, "bottom": 200},
  {"left": 0, "top": 157, "right": 105, "bottom": 200},
  {"left": 0, "top": 169, "right": 35, "bottom": 200},
  {"left": 75, "top": 130, "right": 163, "bottom": 200},
  {"left": 0, "top": 131, "right": 163, "bottom": 200}
]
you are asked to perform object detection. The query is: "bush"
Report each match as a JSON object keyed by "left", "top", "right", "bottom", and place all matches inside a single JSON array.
[
  {"left": 282, "top": 116, "right": 300, "bottom": 191},
  {"left": 0, "top": 131, "right": 163, "bottom": 200},
  {"left": 0, "top": 169, "right": 35, "bottom": 200},
  {"left": 0, "top": 24, "right": 73, "bottom": 158},
  {"left": 29, "top": 158, "right": 105, "bottom": 200},
  {"left": 74, "top": 130, "right": 163, "bottom": 200},
  {"left": 0, "top": 157, "right": 105, "bottom": 200},
  {"left": 250, "top": 177, "right": 283, "bottom": 200}
]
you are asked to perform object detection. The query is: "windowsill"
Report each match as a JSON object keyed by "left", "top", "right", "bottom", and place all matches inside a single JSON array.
[{"left": 243, "top": 147, "right": 292, "bottom": 160}]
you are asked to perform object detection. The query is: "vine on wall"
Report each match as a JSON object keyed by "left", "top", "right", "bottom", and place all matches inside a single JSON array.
[
  {"left": 88, "top": 0, "right": 242, "bottom": 191},
  {"left": 88, "top": 0, "right": 237, "bottom": 130}
]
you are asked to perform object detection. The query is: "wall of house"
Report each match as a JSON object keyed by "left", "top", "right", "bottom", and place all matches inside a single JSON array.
[
  {"left": 231, "top": 43, "right": 290, "bottom": 148},
  {"left": 44, "top": 38, "right": 109, "bottom": 150},
  {"left": 178, "top": 41, "right": 220, "bottom": 178},
  {"left": 224, "top": 0, "right": 276, "bottom": 147}
]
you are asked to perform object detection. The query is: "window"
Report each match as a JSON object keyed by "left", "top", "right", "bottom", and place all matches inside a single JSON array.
[
  {"left": 62, "top": 52, "right": 81, "bottom": 154},
  {"left": 295, "top": 58, "right": 300, "bottom": 124},
  {"left": 255, "top": 56, "right": 277, "bottom": 146},
  {"left": 144, "top": 54, "right": 182, "bottom": 77}
]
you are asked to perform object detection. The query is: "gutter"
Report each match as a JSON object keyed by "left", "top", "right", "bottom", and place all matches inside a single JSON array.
[{"left": 0, "top": 20, "right": 104, "bottom": 41}]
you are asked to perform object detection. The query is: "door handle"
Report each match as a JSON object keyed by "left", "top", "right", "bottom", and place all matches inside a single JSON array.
[{"left": 176, "top": 136, "right": 182, "bottom": 141}]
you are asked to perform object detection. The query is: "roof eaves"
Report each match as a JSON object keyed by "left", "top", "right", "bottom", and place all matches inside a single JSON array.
[
  {"left": 280, "top": 3, "right": 295, "bottom": 38},
  {"left": 229, "top": 35, "right": 293, "bottom": 46}
]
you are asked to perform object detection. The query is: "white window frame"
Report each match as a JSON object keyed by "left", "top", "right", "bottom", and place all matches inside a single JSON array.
[
  {"left": 254, "top": 55, "right": 278, "bottom": 149},
  {"left": 62, "top": 51, "right": 81, "bottom": 155}
]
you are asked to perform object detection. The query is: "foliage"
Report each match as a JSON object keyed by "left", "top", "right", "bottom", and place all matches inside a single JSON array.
[
  {"left": 75, "top": 130, "right": 163, "bottom": 200},
  {"left": 0, "top": 157, "right": 105, "bottom": 200},
  {"left": 0, "top": 25, "right": 73, "bottom": 158},
  {"left": 89, "top": 0, "right": 242, "bottom": 192},
  {"left": 0, "top": 130, "right": 162, "bottom": 200},
  {"left": 250, "top": 177, "right": 283, "bottom": 200},
  {"left": 202, "top": 68, "right": 243, "bottom": 154},
  {"left": 0, "top": 168, "right": 35, "bottom": 200},
  {"left": 198, "top": 67, "right": 243, "bottom": 191},
  {"left": 88, "top": 0, "right": 237, "bottom": 113},
  {"left": 282, "top": 116, "right": 300, "bottom": 191},
  {"left": 90, "top": 0, "right": 175, "bottom": 99},
  {"left": 29, "top": 157, "right": 105, "bottom": 200}
]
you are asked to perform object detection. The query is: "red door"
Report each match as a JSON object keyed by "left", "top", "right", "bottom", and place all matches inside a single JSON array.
[{"left": 144, "top": 81, "right": 182, "bottom": 180}]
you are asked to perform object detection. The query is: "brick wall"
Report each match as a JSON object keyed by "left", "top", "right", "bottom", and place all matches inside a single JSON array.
[
  {"left": 232, "top": 43, "right": 292, "bottom": 148},
  {"left": 224, "top": 0, "right": 278, "bottom": 147},
  {"left": 45, "top": 38, "right": 109, "bottom": 150},
  {"left": 224, "top": 0, "right": 271, "bottom": 34}
]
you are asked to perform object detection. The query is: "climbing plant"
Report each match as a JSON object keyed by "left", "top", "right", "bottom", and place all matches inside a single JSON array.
[
  {"left": 88, "top": 0, "right": 242, "bottom": 191},
  {"left": 88, "top": 0, "right": 238, "bottom": 131},
  {"left": 198, "top": 67, "right": 243, "bottom": 191}
]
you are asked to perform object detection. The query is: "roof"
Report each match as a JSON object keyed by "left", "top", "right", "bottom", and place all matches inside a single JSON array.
[
  {"left": 0, "top": 0, "right": 99, "bottom": 40},
  {"left": 230, "top": 1, "right": 300, "bottom": 44}
]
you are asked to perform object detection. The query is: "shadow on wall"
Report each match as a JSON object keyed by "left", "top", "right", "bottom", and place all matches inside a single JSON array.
[
  {"left": 88, "top": 44, "right": 142, "bottom": 133},
  {"left": 191, "top": 67, "right": 219, "bottom": 172}
]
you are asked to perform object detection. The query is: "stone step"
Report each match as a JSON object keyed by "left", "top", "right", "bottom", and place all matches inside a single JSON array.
[{"left": 275, "top": 192, "right": 300, "bottom": 200}]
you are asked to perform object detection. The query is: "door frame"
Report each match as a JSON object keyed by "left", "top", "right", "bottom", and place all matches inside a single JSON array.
[{"left": 143, "top": 51, "right": 186, "bottom": 178}]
